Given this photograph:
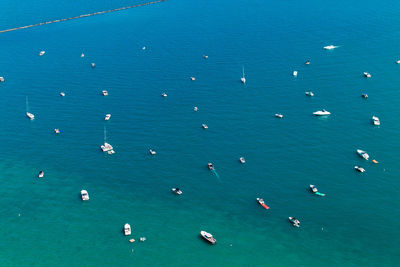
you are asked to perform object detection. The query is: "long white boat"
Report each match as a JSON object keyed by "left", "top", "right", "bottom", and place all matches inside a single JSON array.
[
  {"left": 357, "top": 149, "right": 369, "bottom": 160},
  {"left": 124, "top": 224, "right": 131, "bottom": 236},
  {"left": 372, "top": 116, "right": 380, "bottom": 126},
  {"left": 313, "top": 109, "right": 331, "bottom": 116},
  {"left": 323, "top": 45, "right": 338, "bottom": 50},
  {"left": 81, "top": 190, "right": 89, "bottom": 201},
  {"left": 200, "top": 231, "right": 216, "bottom": 244}
]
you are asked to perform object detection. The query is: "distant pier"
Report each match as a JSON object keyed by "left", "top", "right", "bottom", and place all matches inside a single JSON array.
[{"left": 0, "top": 0, "right": 167, "bottom": 34}]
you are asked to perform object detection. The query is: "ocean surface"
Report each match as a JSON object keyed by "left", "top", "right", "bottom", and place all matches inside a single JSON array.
[{"left": 0, "top": 0, "right": 399, "bottom": 266}]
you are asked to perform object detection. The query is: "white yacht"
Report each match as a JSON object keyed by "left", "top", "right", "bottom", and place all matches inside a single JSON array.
[
  {"left": 105, "top": 114, "right": 111, "bottom": 121},
  {"left": 372, "top": 116, "right": 380, "bottom": 126},
  {"left": 171, "top": 188, "right": 182, "bottom": 195},
  {"left": 323, "top": 45, "right": 338, "bottom": 50},
  {"left": 149, "top": 149, "right": 156, "bottom": 155},
  {"left": 239, "top": 157, "right": 245, "bottom": 164},
  {"left": 190, "top": 77, "right": 196, "bottom": 81},
  {"left": 102, "top": 90, "right": 108, "bottom": 96},
  {"left": 25, "top": 97, "right": 34, "bottom": 120},
  {"left": 54, "top": 128, "right": 60, "bottom": 134},
  {"left": 60, "top": 92, "right": 65, "bottom": 97},
  {"left": 124, "top": 224, "right": 131, "bottom": 236},
  {"left": 203, "top": 55, "right": 209, "bottom": 59},
  {"left": 293, "top": 70, "right": 298, "bottom": 77},
  {"left": 202, "top": 124, "right": 208, "bottom": 129},
  {"left": 313, "top": 109, "right": 331, "bottom": 116},
  {"left": 161, "top": 92, "right": 167, "bottom": 97},
  {"left": 357, "top": 149, "right": 369, "bottom": 160},
  {"left": 81, "top": 190, "right": 89, "bottom": 201},
  {"left": 0, "top": 77, "right": 4, "bottom": 82},
  {"left": 39, "top": 51, "right": 45, "bottom": 56},
  {"left": 241, "top": 66, "right": 246, "bottom": 84},
  {"left": 363, "top": 72, "right": 371, "bottom": 78},
  {"left": 305, "top": 91, "right": 314, "bottom": 97},
  {"left": 101, "top": 142, "right": 113, "bottom": 152},
  {"left": 38, "top": 171, "right": 44, "bottom": 178},
  {"left": 396, "top": 60, "right": 400, "bottom": 64},
  {"left": 81, "top": 53, "right": 85, "bottom": 58},
  {"left": 354, "top": 166, "right": 366, "bottom": 173},
  {"left": 275, "top": 113, "right": 283, "bottom": 118},
  {"left": 194, "top": 106, "right": 198, "bottom": 112}
]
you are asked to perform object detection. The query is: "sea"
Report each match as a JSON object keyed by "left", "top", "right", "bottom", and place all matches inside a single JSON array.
[{"left": 0, "top": 0, "right": 399, "bottom": 266}]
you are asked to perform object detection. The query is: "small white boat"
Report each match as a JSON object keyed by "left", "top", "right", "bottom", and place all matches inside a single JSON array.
[
  {"left": 293, "top": 70, "right": 298, "bottom": 77},
  {"left": 396, "top": 60, "right": 400, "bottom": 64},
  {"left": 241, "top": 66, "right": 246, "bottom": 84},
  {"left": 190, "top": 77, "right": 196, "bottom": 81},
  {"left": 38, "top": 171, "right": 44, "bottom": 178},
  {"left": 81, "top": 53, "right": 85, "bottom": 58},
  {"left": 202, "top": 124, "right": 208, "bottom": 129},
  {"left": 101, "top": 142, "right": 113, "bottom": 152},
  {"left": 372, "top": 116, "right": 380, "bottom": 126},
  {"left": 161, "top": 92, "right": 167, "bottom": 97},
  {"left": 54, "top": 128, "right": 60, "bottom": 134},
  {"left": 60, "top": 92, "right": 65, "bottom": 97},
  {"left": 0, "top": 77, "right": 4, "bottom": 82},
  {"left": 200, "top": 231, "right": 216, "bottom": 244},
  {"left": 239, "top": 157, "right": 245, "bottom": 164},
  {"left": 194, "top": 106, "right": 198, "bottom": 112},
  {"left": 357, "top": 149, "right": 369, "bottom": 160},
  {"left": 142, "top": 46, "right": 146, "bottom": 50},
  {"left": 172, "top": 188, "right": 182, "bottom": 195},
  {"left": 323, "top": 45, "right": 338, "bottom": 50},
  {"left": 275, "top": 113, "right": 283, "bottom": 118},
  {"left": 149, "top": 149, "right": 156, "bottom": 155},
  {"left": 91, "top": 63, "right": 96, "bottom": 68},
  {"left": 354, "top": 166, "right": 365, "bottom": 173},
  {"left": 140, "top": 237, "right": 146, "bottom": 242},
  {"left": 124, "top": 224, "right": 131, "bottom": 236},
  {"left": 305, "top": 60, "right": 310, "bottom": 65},
  {"left": 39, "top": 51, "right": 45, "bottom": 56},
  {"left": 288, "top": 217, "right": 300, "bottom": 227},
  {"left": 26, "top": 112, "right": 35, "bottom": 120},
  {"left": 361, "top": 93, "right": 368, "bottom": 99},
  {"left": 313, "top": 109, "right": 331, "bottom": 116},
  {"left": 305, "top": 91, "right": 314, "bottom": 97},
  {"left": 81, "top": 190, "right": 89, "bottom": 201},
  {"left": 203, "top": 55, "right": 208, "bottom": 59},
  {"left": 207, "top": 163, "right": 214, "bottom": 170},
  {"left": 105, "top": 114, "right": 111, "bottom": 121},
  {"left": 363, "top": 72, "right": 371, "bottom": 78},
  {"left": 102, "top": 90, "right": 108, "bottom": 96}
]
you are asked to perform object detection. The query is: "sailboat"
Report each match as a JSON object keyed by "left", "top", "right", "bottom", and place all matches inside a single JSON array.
[
  {"left": 100, "top": 125, "right": 114, "bottom": 153},
  {"left": 25, "top": 97, "right": 35, "bottom": 120},
  {"left": 241, "top": 66, "right": 246, "bottom": 84}
]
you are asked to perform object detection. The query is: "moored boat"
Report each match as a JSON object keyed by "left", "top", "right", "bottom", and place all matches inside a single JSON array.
[
  {"left": 80, "top": 190, "right": 89, "bottom": 201},
  {"left": 275, "top": 113, "right": 283, "bottom": 118},
  {"left": 101, "top": 142, "right": 113, "bottom": 152},
  {"left": 172, "top": 188, "right": 182, "bottom": 195},
  {"left": 207, "top": 163, "right": 214, "bottom": 170},
  {"left": 161, "top": 92, "right": 167, "bottom": 97},
  {"left": 38, "top": 171, "right": 44, "bottom": 178},
  {"left": 60, "top": 92, "right": 65, "bottom": 97},
  {"left": 202, "top": 124, "right": 208, "bottom": 129},
  {"left": 239, "top": 157, "right": 245, "bottom": 164},
  {"left": 124, "top": 224, "right": 131, "bottom": 236},
  {"left": 39, "top": 51, "right": 45, "bottom": 56},
  {"left": 305, "top": 60, "right": 310, "bottom": 65},
  {"left": 357, "top": 149, "right": 369, "bottom": 160},
  {"left": 91, "top": 63, "right": 96, "bottom": 68},
  {"left": 363, "top": 72, "right": 371, "bottom": 78},
  {"left": 323, "top": 45, "right": 338, "bottom": 50},
  {"left": 313, "top": 109, "right": 331, "bottom": 116},
  {"left": 102, "top": 90, "right": 108, "bottom": 96},
  {"left": 354, "top": 166, "right": 365, "bottom": 172},
  {"left": 293, "top": 70, "right": 298, "bottom": 77},
  {"left": 310, "top": 185, "right": 325, "bottom": 196},
  {"left": 361, "top": 93, "right": 368, "bottom": 99},
  {"left": 256, "top": 198, "right": 270, "bottom": 209},
  {"left": 305, "top": 91, "right": 314, "bottom": 97},
  {"left": 372, "top": 116, "right": 380, "bottom": 126},
  {"left": 149, "top": 149, "right": 156, "bottom": 155},
  {"left": 54, "top": 128, "right": 60, "bottom": 134},
  {"left": 105, "top": 114, "right": 111, "bottom": 121},
  {"left": 200, "top": 231, "right": 216, "bottom": 244},
  {"left": 288, "top": 217, "right": 300, "bottom": 227}
]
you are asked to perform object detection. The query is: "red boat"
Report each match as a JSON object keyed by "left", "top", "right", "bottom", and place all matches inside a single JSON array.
[{"left": 256, "top": 198, "right": 269, "bottom": 209}]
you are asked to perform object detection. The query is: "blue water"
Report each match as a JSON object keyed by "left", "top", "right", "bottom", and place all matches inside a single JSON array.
[{"left": 0, "top": 0, "right": 399, "bottom": 266}]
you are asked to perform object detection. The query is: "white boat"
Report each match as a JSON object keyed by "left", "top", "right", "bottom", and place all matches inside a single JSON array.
[
  {"left": 305, "top": 60, "right": 311, "bottom": 65},
  {"left": 39, "top": 51, "right": 45, "bottom": 56},
  {"left": 142, "top": 46, "right": 146, "bottom": 50},
  {"left": 38, "top": 171, "right": 44, "bottom": 178},
  {"left": 200, "top": 231, "right": 216, "bottom": 244},
  {"left": 241, "top": 66, "right": 246, "bottom": 84},
  {"left": 171, "top": 188, "right": 182, "bottom": 195},
  {"left": 105, "top": 114, "right": 111, "bottom": 121},
  {"left": 81, "top": 53, "right": 85, "bottom": 58},
  {"left": 0, "top": 77, "right": 4, "bottom": 82},
  {"left": 124, "top": 224, "right": 131, "bottom": 236},
  {"left": 363, "top": 72, "right": 371, "bottom": 78},
  {"left": 25, "top": 97, "right": 34, "bottom": 120},
  {"left": 372, "top": 116, "right": 380, "bottom": 126},
  {"left": 305, "top": 91, "right": 314, "bottom": 97},
  {"left": 203, "top": 55, "right": 208, "bottom": 59},
  {"left": 313, "top": 109, "right": 331, "bottom": 116},
  {"left": 293, "top": 70, "right": 298, "bottom": 77},
  {"left": 354, "top": 166, "right": 365, "bottom": 173},
  {"left": 190, "top": 77, "right": 196, "bottom": 81},
  {"left": 288, "top": 217, "right": 300, "bottom": 227},
  {"left": 149, "top": 149, "right": 156, "bottom": 155},
  {"left": 202, "top": 124, "right": 208, "bottom": 129},
  {"left": 60, "top": 92, "right": 65, "bottom": 97},
  {"left": 357, "top": 149, "right": 369, "bottom": 160},
  {"left": 161, "top": 92, "right": 167, "bottom": 97},
  {"left": 239, "top": 157, "right": 245, "bottom": 164},
  {"left": 54, "top": 128, "right": 60, "bottom": 134},
  {"left": 91, "top": 63, "right": 96, "bottom": 68},
  {"left": 102, "top": 90, "right": 108, "bottom": 96},
  {"left": 323, "top": 45, "right": 338, "bottom": 50},
  {"left": 275, "top": 113, "right": 283, "bottom": 118},
  {"left": 81, "top": 190, "right": 89, "bottom": 201},
  {"left": 194, "top": 106, "right": 198, "bottom": 112},
  {"left": 396, "top": 60, "right": 400, "bottom": 64}
]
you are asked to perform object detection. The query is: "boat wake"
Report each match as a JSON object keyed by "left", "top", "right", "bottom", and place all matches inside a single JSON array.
[{"left": 211, "top": 169, "right": 221, "bottom": 182}]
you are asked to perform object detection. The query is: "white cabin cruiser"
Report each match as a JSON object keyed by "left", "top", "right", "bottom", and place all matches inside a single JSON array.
[
  {"left": 101, "top": 142, "right": 113, "bottom": 152},
  {"left": 275, "top": 113, "right": 283, "bottom": 118},
  {"left": 305, "top": 91, "right": 314, "bottom": 97},
  {"left": 200, "top": 231, "right": 216, "bottom": 244},
  {"left": 102, "top": 90, "right": 108, "bottom": 96},
  {"left": 354, "top": 166, "right": 366, "bottom": 172},
  {"left": 357, "top": 149, "right": 369, "bottom": 160},
  {"left": 172, "top": 188, "right": 182, "bottom": 195},
  {"left": 372, "top": 116, "right": 380, "bottom": 126},
  {"left": 363, "top": 72, "right": 371, "bottom": 78},
  {"left": 293, "top": 71, "right": 298, "bottom": 77},
  {"left": 124, "top": 224, "right": 131, "bottom": 236},
  {"left": 39, "top": 51, "right": 45, "bottom": 56},
  {"left": 313, "top": 109, "right": 331, "bottom": 116},
  {"left": 60, "top": 92, "right": 65, "bottom": 97},
  {"left": 81, "top": 190, "right": 89, "bottom": 201},
  {"left": 105, "top": 114, "right": 111, "bottom": 121},
  {"left": 239, "top": 157, "right": 245, "bottom": 164},
  {"left": 323, "top": 45, "right": 338, "bottom": 50}
]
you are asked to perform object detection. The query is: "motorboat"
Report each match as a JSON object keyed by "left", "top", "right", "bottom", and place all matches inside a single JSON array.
[
  {"left": 91, "top": 63, "right": 96, "bottom": 68},
  {"left": 105, "top": 114, "right": 111, "bottom": 121},
  {"left": 149, "top": 149, "right": 156, "bottom": 155},
  {"left": 354, "top": 166, "right": 365, "bottom": 173},
  {"left": 190, "top": 77, "right": 196, "bottom": 81},
  {"left": 309, "top": 184, "right": 325, "bottom": 196},
  {"left": 305, "top": 91, "right": 314, "bottom": 97},
  {"left": 256, "top": 198, "right": 270, "bottom": 209},
  {"left": 323, "top": 45, "right": 338, "bottom": 50},
  {"left": 241, "top": 66, "right": 246, "bottom": 84},
  {"left": 101, "top": 142, "right": 113, "bottom": 152},
  {"left": 124, "top": 224, "right": 131, "bottom": 236},
  {"left": 203, "top": 55, "right": 208, "bottom": 59},
  {"left": 142, "top": 46, "right": 146, "bottom": 50},
  {"left": 38, "top": 171, "right": 44, "bottom": 178},
  {"left": 26, "top": 112, "right": 35, "bottom": 120},
  {"left": 207, "top": 163, "right": 214, "bottom": 170},
  {"left": 80, "top": 190, "right": 89, "bottom": 201},
  {"left": 171, "top": 188, "right": 182, "bottom": 195},
  {"left": 60, "top": 92, "right": 65, "bottom": 97},
  {"left": 202, "top": 124, "right": 208, "bottom": 129},
  {"left": 363, "top": 72, "right": 371, "bottom": 78},
  {"left": 361, "top": 93, "right": 368, "bottom": 99},
  {"left": 288, "top": 217, "right": 300, "bottom": 227},
  {"left": 39, "top": 51, "right": 45, "bottom": 56},
  {"left": 81, "top": 53, "right": 85, "bottom": 58},
  {"left": 0, "top": 77, "right": 4, "bottom": 82},
  {"left": 397, "top": 60, "right": 400, "bottom": 64},
  {"left": 140, "top": 237, "right": 146, "bottom": 242},
  {"left": 102, "top": 90, "right": 108, "bottom": 96},
  {"left": 313, "top": 109, "right": 331, "bottom": 116},
  {"left": 200, "top": 231, "right": 216, "bottom": 244},
  {"left": 372, "top": 116, "right": 380, "bottom": 126},
  {"left": 275, "top": 113, "right": 283, "bottom": 118},
  {"left": 305, "top": 60, "right": 310, "bottom": 65},
  {"left": 239, "top": 157, "right": 245, "bottom": 164},
  {"left": 194, "top": 106, "right": 198, "bottom": 112},
  {"left": 161, "top": 92, "right": 167, "bottom": 97},
  {"left": 54, "top": 128, "right": 60, "bottom": 134},
  {"left": 357, "top": 149, "right": 369, "bottom": 160},
  {"left": 293, "top": 70, "right": 298, "bottom": 77}
]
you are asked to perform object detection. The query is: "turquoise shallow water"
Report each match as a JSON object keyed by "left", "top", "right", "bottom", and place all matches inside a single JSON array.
[{"left": 0, "top": 0, "right": 399, "bottom": 266}]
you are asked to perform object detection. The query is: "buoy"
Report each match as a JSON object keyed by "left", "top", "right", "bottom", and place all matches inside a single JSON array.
[{"left": 372, "top": 159, "right": 378, "bottom": 164}]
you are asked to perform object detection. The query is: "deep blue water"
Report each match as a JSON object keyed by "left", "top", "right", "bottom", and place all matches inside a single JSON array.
[{"left": 0, "top": 0, "right": 399, "bottom": 266}]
